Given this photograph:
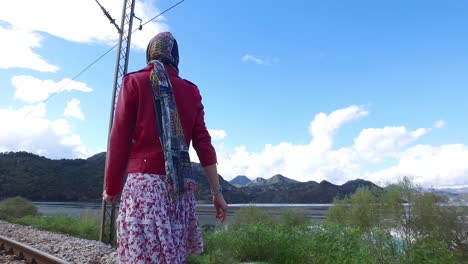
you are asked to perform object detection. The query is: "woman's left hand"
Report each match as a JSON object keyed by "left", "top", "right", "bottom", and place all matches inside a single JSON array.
[
  {"left": 213, "top": 194, "right": 228, "bottom": 223},
  {"left": 102, "top": 190, "right": 116, "bottom": 204}
]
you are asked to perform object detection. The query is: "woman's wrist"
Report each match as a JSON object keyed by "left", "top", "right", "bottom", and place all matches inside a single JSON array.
[{"left": 210, "top": 186, "right": 223, "bottom": 196}]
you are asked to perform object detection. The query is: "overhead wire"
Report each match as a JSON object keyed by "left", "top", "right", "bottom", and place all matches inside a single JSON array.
[
  {"left": 140, "top": 0, "right": 185, "bottom": 29},
  {"left": 24, "top": 0, "right": 186, "bottom": 116},
  {"left": 41, "top": 44, "right": 118, "bottom": 105}
]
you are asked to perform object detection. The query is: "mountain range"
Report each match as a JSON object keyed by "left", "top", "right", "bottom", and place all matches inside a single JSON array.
[
  {"left": 4, "top": 151, "right": 460, "bottom": 204},
  {"left": 229, "top": 175, "right": 251, "bottom": 187},
  {"left": 429, "top": 187, "right": 468, "bottom": 195}
]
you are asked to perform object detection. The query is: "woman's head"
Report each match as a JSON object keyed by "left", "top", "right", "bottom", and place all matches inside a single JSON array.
[{"left": 146, "top": 32, "right": 179, "bottom": 71}]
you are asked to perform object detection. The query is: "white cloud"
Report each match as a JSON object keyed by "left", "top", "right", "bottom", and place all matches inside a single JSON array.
[
  {"left": 0, "top": 0, "right": 168, "bottom": 50},
  {"left": 12, "top": 75, "right": 93, "bottom": 104},
  {"left": 242, "top": 54, "right": 266, "bottom": 65},
  {"left": 0, "top": 25, "right": 58, "bottom": 72},
  {"left": 208, "top": 129, "right": 227, "bottom": 141},
  {"left": 0, "top": 103, "right": 90, "bottom": 158},
  {"left": 129, "top": 1, "right": 170, "bottom": 50},
  {"left": 433, "top": 120, "right": 446, "bottom": 128},
  {"left": 309, "top": 105, "right": 368, "bottom": 152},
  {"left": 368, "top": 144, "right": 468, "bottom": 187},
  {"left": 213, "top": 106, "right": 369, "bottom": 182},
  {"left": 354, "top": 126, "right": 429, "bottom": 161},
  {"left": 64, "top": 98, "right": 85, "bottom": 120},
  {"left": 208, "top": 105, "right": 467, "bottom": 188}
]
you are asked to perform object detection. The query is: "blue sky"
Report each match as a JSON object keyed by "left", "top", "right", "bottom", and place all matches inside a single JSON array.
[{"left": 1, "top": 0, "right": 468, "bottom": 187}]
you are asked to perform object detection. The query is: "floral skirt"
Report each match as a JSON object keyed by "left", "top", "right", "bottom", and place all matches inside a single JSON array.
[{"left": 117, "top": 173, "right": 204, "bottom": 264}]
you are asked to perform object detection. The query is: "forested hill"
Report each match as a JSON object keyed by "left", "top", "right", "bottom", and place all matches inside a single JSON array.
[
  {"left": 0, "top": 151, "right": 247, "bottom": 202},
  {"left": 0, "top": 151, "right": 106, "bottom": 201},
  {"left": 0, "top": 151, "right": 380, "bottom": 203}
]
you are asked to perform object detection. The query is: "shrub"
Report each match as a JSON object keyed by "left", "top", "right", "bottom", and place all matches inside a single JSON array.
[
  {"left": 203, "top": 223, "right": 309, "bottom": 263},
  {"left": 402, "top": 239, "right": 458, "bottom": 264},
  {"left": 348, "top": 187, "right": 380, "bottom": 231},
  {"left": 327, "top": 177, "right": 468, "bottom": 261},
  {"left": 0, "top": 196, "right": 37, "bottom": 220},
  {"left": 326, "top": 196, "right": 350, "bottom": 226},
  {"left": 188, "top": 248, "right": 237, "bottom": 264},
  {"left": 229, "top": 206, "right": 275, "bottom": 230},
  {"left": 305, "top": 224, "right": 371, "bottom": 264},
  {"left": 326, "top": 187, "right": 380, "bottom": 232},
  {"left": 198, "top": 207, "right": 312, "bottom": 263},
  {"left": 279, "top": 208, "right": 310, "bottom": 228},
  {"left": 198, "top": 207, "right": 403, "bottom": 264}
]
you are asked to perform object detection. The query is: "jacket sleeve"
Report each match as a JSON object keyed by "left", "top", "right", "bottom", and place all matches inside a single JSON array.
[
  {"left": 105, "top": 75, "right": 137, "bottom": 196},
  {"left": 192, "top": 90, "right": 217, "bottom": 167}
]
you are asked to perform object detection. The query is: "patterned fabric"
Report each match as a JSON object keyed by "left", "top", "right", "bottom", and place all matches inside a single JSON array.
[
  {"left": 117, "top": 173, "right": 203, "bottom": 264},
  {"left": 146, "top": 32, "right": 179, "bottom": 72},
  {"left": 147, "top": 32, "right": 193, "bottom": 201}
]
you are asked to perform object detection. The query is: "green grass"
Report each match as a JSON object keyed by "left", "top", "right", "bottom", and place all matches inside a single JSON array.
[
  {"left": 14, "top": 214, "right": 100, "bottom": 240},
  {"left": 188, "top": 206, "right": 463, "bottom": 264},
  {"left": 0, "top": 197, "right": 100, "bottom": 240}
]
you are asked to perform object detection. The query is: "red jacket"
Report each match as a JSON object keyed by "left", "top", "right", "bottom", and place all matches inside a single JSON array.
[{"left": 105, "top": 64, "right": 217, "bottom": 195}]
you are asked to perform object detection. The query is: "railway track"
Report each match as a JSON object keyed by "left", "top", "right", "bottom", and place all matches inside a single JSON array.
[{"left": 0, "top": 235, "right": 70, "bottom": 264}]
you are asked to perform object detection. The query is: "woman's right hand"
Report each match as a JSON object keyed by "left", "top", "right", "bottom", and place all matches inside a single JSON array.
[
  {"left": 102, "top": 190, "right": 116, "bottom": 204},
  {"left": 213, "top": 194, "right": 228, "bottom": 223}
]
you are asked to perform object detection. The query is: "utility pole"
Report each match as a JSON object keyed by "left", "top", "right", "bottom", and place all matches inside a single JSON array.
[{"left": 99, "top": 0, "right": 136, "bottom": 245}]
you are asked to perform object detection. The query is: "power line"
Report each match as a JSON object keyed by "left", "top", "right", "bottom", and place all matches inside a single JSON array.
[
  {"left": 41, "top": 44, "right": 118, "bottom": 105},
  {"left": 24, "top": 0, "right": 185, "bottom": 116},
  {"left": 140, "top": 0, "right": 185, "bottom": 29}
]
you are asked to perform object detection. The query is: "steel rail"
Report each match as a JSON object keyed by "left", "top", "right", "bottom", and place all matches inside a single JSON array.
[{"left": 0, "top": 235, "right": 70, "bottom": 264}]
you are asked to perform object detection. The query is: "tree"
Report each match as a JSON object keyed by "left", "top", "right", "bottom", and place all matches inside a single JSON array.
[{"left": 327, "top": 176, "right": 468, "bottom": 261}]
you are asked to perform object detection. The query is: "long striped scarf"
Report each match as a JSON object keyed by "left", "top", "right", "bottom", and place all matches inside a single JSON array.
[{"left": 147, "top": 32, "right": 193, "bottom": 201}]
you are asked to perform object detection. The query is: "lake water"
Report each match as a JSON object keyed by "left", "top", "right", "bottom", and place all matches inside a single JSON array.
[
  {"left": 33, "top": 202, "right": 332, "bottom": 226},
  {"left": 31, "top": 202, "right": 468, "bottom": 227}
]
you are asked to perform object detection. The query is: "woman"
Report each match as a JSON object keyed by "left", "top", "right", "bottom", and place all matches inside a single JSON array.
[{"left": 103, "top": 32, "right": 228, "bottom": 264}]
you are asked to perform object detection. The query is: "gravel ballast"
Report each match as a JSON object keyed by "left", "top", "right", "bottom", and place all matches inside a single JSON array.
[
  {"left": 0, "top": 220, "right": 117, "bottom": 264},
  {"left": 0, "top": 249, "right": 28, "bottom": 264}
]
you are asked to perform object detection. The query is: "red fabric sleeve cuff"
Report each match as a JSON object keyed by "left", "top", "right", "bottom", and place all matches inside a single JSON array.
[{"left": 200, "top": 157, "right": 217, "bottom": 167}]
